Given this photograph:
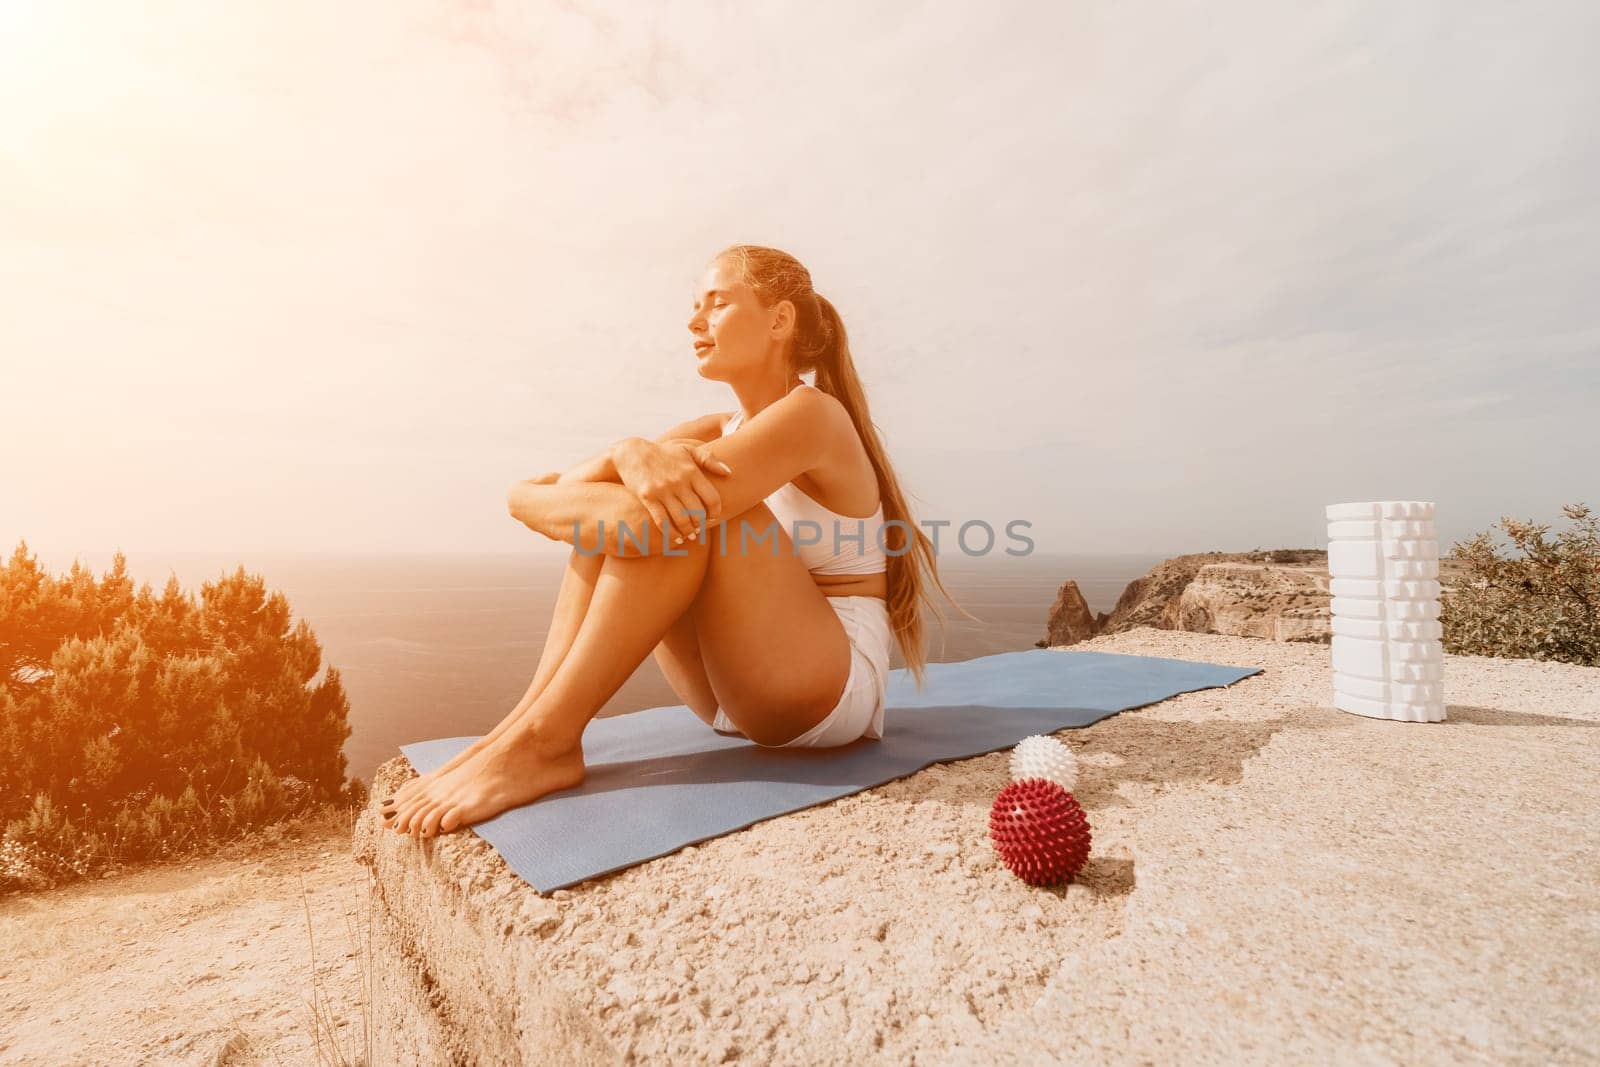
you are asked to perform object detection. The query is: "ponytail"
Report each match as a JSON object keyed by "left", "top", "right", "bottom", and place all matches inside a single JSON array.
[{"left": 719, "top": 245, "right": 975, "bottom": 687}]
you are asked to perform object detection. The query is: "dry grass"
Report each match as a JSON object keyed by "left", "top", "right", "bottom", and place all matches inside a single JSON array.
[
  {"left": 0, "top": 804, "right": 370, "bottom": 1063},
  {"left": 299, "top": 876, "right": 375, "bottom": 1067}
]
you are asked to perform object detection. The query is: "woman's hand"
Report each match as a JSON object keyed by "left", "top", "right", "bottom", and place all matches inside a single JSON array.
[{"left": 612, "top": 437, "right": 734, "bottom": 546}]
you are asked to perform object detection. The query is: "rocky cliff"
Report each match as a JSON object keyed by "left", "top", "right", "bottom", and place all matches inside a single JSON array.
[
  {"left": 348, "top": 631, "right": 1594, "bottom": 1062},
  {"left": 1039, "top": 549, "right": 1466, "bottom": 648}
]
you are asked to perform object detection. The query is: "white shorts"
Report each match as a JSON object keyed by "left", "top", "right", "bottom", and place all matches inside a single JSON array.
[{"left": 711, "top": 595, "right": 892, "bottom": 748}]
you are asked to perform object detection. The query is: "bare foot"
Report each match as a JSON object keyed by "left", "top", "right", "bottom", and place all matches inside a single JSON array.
[
  {"left": 385, "top": 754, "right": 482, "bottom": 835},
  {"left": 387, "top": 736, "right": 586, "bottom": 837},
  {"left": 381, "top": 736, "right": 495, "bottom": 817}
]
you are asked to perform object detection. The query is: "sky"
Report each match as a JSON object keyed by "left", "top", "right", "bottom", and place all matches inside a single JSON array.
[{"left": 3, "top": 0, "right": 1596, "bottom": 563}]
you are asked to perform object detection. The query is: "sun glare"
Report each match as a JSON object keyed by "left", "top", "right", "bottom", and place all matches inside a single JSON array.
[
  {"left": 0, "top": 3, "right": 66, "bottom": 82},
  {"left": 0, "top": 4, "right": 109, "bottom": 140}
]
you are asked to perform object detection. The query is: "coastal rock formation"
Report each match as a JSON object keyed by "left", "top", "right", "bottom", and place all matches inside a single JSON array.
[
  {"left": 1043, "top": 556, "right": 1331, "bottom": 646},
  {"left": 1041, "top": 580, "right": 1099, "bottom": 647},
  {"left": 1040, "top": 549, "right": 1468, "bottom": 648},
  {"left": 1105, "top": 549, "right": 1332, "bottom": 637},
  {"left": 1039, "top": 550, "right": 1334, "bottom": 647},
  {"left": 1173, "top": 561, "right": 1333, "bottom": 643}
]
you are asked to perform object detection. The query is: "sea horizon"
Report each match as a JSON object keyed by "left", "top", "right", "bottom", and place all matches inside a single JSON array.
[{"left": 24, "top": 547, "right": 1174, "bottom": 782}]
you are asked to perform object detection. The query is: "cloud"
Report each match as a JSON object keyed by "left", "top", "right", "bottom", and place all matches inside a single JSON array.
[{"left": 2, "top": 0, "right": 1596, "bottom": 556}]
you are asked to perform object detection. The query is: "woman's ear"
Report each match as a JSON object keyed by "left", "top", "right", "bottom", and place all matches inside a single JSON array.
[{"left": 771, "top": 299, "right": 796, "bottom": 341}]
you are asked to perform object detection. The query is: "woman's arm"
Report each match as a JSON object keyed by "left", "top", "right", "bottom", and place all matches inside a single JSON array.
[
  {"left": 507, "top": 387, "right": 829, "bottom": 557},
  {"left": 689, "top": 388, "right": 839, "bottom": 520},
  {"left": 555, "top": 412, "right": 734, "bottom": 485},
  {"left": 556, "top": 441, "right": 629, "bottom": 485},
  {"left": 507, "top": 478, "right": 667, "bottom": 558}
]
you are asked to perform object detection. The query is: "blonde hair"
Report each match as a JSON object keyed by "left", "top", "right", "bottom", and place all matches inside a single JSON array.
[{"left": 718, "top": 244, "right": 972, "bottom": 687}]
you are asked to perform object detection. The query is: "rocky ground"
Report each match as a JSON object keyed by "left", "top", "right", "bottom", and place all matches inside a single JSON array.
[
  {"left": 4, "top": 627, "right": 1593, "bottom": 1064},
  {"left": 0, "top": 810, "right": 370, "bottom": 1066},
  {"left": 356, "top": 628, "right": 1599, "bottom": 1064}
]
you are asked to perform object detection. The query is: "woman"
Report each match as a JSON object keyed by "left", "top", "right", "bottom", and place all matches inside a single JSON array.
[{"left": 382, "top": 245, "right": 959, "bottom": 837}]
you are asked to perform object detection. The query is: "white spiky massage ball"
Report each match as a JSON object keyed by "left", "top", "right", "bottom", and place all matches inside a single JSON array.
[{"left": 1009, "top": 735, "right": 1078, "bottom": 792}]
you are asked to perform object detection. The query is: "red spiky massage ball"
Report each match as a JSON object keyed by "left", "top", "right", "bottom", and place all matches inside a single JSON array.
[{"left": 988, "top": 779, "right": 1092, "bottom": 886}]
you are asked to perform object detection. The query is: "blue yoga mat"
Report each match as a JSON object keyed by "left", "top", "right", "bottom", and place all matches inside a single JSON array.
[{"left": 401, "top": 648, "right": 1261, "bottom": 893}]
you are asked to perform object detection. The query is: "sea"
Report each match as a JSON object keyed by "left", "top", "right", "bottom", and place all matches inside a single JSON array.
[{"left": 33, "top": 550, "right": 1163, "bottom": 784}]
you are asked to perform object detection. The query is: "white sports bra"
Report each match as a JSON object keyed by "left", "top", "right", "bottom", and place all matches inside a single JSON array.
[{"left": 720, "top": 392, "right": 888, "bottom": 577}]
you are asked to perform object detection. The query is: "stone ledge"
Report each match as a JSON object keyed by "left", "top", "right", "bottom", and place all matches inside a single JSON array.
[
  {"left": 354, "top": 778, "right": 623, "bottom": 1065},
  {"left": 353, "top": 629, "right": 1597, "bottom": 1063}
]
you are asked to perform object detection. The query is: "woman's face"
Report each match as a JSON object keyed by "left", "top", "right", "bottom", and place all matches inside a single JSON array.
[{"left": 687, "top": 258, "right": 791, "bottom": 382}]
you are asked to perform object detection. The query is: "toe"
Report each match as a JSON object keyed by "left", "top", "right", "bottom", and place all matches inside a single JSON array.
[
  {"left": 406, "top": 801, "right": 434, "bottom": 838},
  {"left": 420, "top": 803, "right": 448, "bottom": 838},
  {"left": 439, "top": 806, "right": 463, "bottom": 834},
  {"left": 400, "top": 809, "right": 425, "bottom": 844},
  {"left": 392, "top": 799, "right": 421, "bottom": 834}
]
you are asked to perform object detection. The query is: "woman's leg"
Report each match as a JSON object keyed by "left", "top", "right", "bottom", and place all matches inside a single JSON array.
[
  {"left": 390, "top": 505, "right": 854, "bottom": 837},
  {"left": 653, "top": 607, "right": 722, "bottom": 728},
  {"left": 383, "top": 548, "right": 605, "bottom": 815},
  {"left": 389, "top": 535, "right": 718, "bottom": 835}
]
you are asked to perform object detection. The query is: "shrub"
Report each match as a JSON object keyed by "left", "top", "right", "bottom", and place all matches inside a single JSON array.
[
  {"left": 1441, "top": 504, "right": 1599, "bottom": 667},
  {"left": 0, "top": 542, "right": 357, "bottom": 889}
]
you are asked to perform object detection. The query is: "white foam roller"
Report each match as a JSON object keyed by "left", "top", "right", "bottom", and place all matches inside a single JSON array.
[
  {"left": 1327, "top": 519, "right": 1381, "bottom": 539},
  {"left": 1328, "top": 597, "right": 1439, "bottom": 621},
  {"left": 1326, "top": 502, "right": 1381, "bottom": 521},
  {"left": 1392, "top": 620, "right": 1444, "bottom": 640},
  {"left": 1325, "top": 501, "right": 1435, "bottom": 522},
  {"left": 1329, "top": 540, "right": 1384, "bottom": 578},
  {"left": 1390, "top": 640, "right": 1442, "bottom": 663},
  {"left": 1333, "top": 673, "right": 1443, "bottom": 703},
  {"left": 1388, "top": 559, "right": 1440, "bottom": 580},
  {"left": 1383, "top": 540, "right": 1439, "bottom": 561},
  {"left": 1334, "top": 689, "right": 1445, "bottom": 722},
  {"left": 1331, "top": 635, "right": 1387, "bottom": 679},
  {"left": 1330, "top": 578, "right": 1382, "bottom": 598},
  {"left": 1379, "top": 502, "right": 1435, "bottom": 520},
  {"left": 1385, "top": 579, "right": 1441, "bottom": 600},
  {"left": 1331, "top": 638, "right": 1447, "bottom": 681},
  {"left": 1332, "top": 656, "right": 1442, "bottom": 684},
  {"left": 1382, "top": 519, "right": 1437, "bottom": 539},
  {"left": 1334, "top": 673, "right": 1389, "bottom": 700},
  {"left": 1389, "top": 661, "right": 1443, "bottom": 682},
  {"left": 1396, "top": 683, "right": 1445, "bottom": 704},
  {"left": 1331, "top": 617, "right": 1443, "bottom": 641},
  {"left": 1330, "top": 596, "right": 1384, "bottom": 618},
  {"left": 1325, "top": 501, "right": 1446, "bottom": 721},
  {"left": 1331, "top": 617, "right": 1385, "bottom": 640}
]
